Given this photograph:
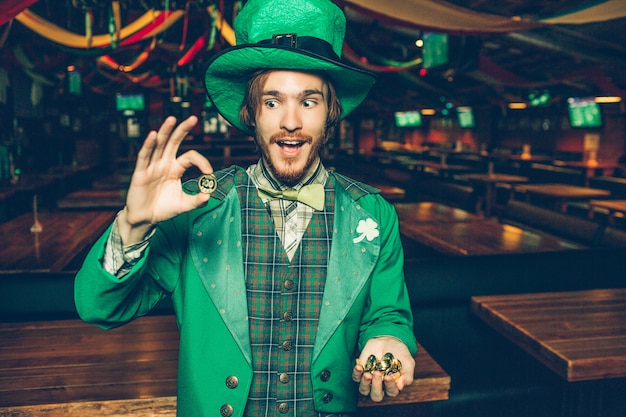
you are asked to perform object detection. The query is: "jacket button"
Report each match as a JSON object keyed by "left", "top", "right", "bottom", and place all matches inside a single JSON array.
[
  {"left": 320, "top": 369, "right": 331, "bottom": 382},
  {"left": 225, "top": 375, "right": 239, "bottom": 389},
  {"left": 220, "top": 404, "right": 234, "bottom": 417},
  {"left": 277, "top": 402, "right": 290, "bottom": 413},
  {"left": 279, "top": 372, "right": 290, "bottom": 384},
  {"left": 284, "top": 279, "right": 294, "bottom": 290},
  {"left": 281, "top": 340, "right": 293, "bottom": 351},
  {"left": 322, "top": 392, "right": 334, "bottom": 403}
]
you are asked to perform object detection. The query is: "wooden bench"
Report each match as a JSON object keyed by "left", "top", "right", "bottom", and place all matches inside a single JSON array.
[{"left": 0, "top": 316, "right": 449, "bottom": 413}]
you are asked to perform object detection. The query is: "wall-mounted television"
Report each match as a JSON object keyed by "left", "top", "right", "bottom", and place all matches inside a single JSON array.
[
  {"left": 68, "top": 69, "right": 82, "bottom": 96},
  {"left": 456, "top": 106, "right": 475, "bottom": 128},
  {"left": 116, "top": 93, "right": 145, "bottom": 112},
  {"left": 567, "top": 97, "right": 602, "bottom": 128},
  {"left": 422, "top": 33, "right": 448, "bottom": 69},
  {"left": 394, "top": 111, "right": 422, "bottom": 127}
]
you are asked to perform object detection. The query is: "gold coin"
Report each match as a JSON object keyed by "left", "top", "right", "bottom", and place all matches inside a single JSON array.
[{"left": 197, "top": 173, "right": 217, "bottom": 194}]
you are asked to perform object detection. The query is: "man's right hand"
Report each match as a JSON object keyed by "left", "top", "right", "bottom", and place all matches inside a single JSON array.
[{"left": 118, "top": 115, "right": 214, "bottom": 245}]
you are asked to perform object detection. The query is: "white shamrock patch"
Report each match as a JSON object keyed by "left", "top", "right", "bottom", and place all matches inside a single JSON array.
[{"left": 353, "top": 218, "right": 379, "bottom": 243}]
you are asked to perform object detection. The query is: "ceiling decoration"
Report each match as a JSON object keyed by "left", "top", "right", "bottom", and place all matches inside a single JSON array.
[{"left": 1, "top": 0, "right": 625, "bottom": 114}]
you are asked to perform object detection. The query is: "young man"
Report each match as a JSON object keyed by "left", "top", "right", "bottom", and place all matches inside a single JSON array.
[{"left": 74, "top": 0, "right": 417, "bottom": 416}]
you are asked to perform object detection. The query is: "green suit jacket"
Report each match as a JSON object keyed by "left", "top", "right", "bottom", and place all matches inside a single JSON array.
[{"left": 75, "top": 167, "right": 416, "bottom": 416}]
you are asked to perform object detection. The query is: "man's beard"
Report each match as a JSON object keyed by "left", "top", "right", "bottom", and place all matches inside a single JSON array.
[{"left": 256, "top": 129, "right": 328, "bottom": 186}]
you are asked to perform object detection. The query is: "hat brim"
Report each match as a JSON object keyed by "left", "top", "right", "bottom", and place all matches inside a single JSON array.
[{"left": 203, "top": 45, "right": 376, "bottom": 136}]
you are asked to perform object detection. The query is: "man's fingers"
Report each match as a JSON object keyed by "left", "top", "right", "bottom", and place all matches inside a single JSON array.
[
  {"left": 369, "top": 372, "right": 384, "bottom": 402},
  {"left": 383, "top": 375, "right": 400, "bottom": 397},
  {"left": 352, "top": 362, "right": 364, "bottom": 383},
  {"left": 135, "top": 130, "right": 158, "bottom": 171},
  {"left": 358, "top": 371, "right": 372, "bottom": 396},
  {"left": 162, "top": 115, "right": 199, "bottom": 159},
  {"left": 177, "top": 150, "right": 213, "bottom": 174},
  {"left": 151, "top": 116, "right": 179, "bottom": 161}
]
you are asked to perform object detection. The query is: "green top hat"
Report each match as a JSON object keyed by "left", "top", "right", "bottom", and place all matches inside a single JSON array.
[{"left": 203, "top": 0, "right": 376, "bottom": 136}]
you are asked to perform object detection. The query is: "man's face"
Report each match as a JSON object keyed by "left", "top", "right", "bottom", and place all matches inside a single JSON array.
[{"left": 254, "top": 70, "right": 330, "bottom": 186}]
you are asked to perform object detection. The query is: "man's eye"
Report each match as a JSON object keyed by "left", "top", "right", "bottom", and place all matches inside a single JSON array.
[
  {"left": 302, "top": 99, "right": 317, "bottom": 108},
  {"left": 265, "top": 100, "right": 278, "bottom": 108}
]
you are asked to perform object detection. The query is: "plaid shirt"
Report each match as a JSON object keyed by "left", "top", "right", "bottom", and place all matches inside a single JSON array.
[{"left": 247, "top": 159, "right": 328, "bottom": 261}]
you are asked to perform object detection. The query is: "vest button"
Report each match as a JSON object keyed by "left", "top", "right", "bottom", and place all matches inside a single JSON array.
[
  {"left": 284, "top": 279, "right": 294, "bottom": 290},
  {"left": 283, "top": 310, "right": 293, "bottom": 321},
  {"left": 281, "top": 340, "right": 293, "bottom": 351},
  {"left": 322, "top": 392, "right": 334, "bottom": 403},
  {"left": 225, "top": 375, "right": 239, "bottom": 389},
  {"left": 279, "top": 372, "right": 290, "bottom": 384},
  {"left": 320, "top": 369, "right": 331, "bottom": 382},
  {"left": 277, "top": 402, "right": 290, "bottom": 413},
  {"left": 220, "top": 404, "right": 234, "bottom": 417}
]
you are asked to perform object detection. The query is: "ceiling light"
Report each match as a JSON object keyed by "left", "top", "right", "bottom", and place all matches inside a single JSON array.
[
  {"left": 508, "top": 102, "right": 527, "bottom": 109},
  {"left": 594, "top": 96, "right": 622, "bottom": 103}
]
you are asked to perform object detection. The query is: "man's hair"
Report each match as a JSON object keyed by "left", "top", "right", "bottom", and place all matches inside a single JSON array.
[{"left": 239, "top": 70, "right": 343, "bottom": 135}]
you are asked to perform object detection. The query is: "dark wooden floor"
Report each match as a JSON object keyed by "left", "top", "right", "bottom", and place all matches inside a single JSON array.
[{"left": 0, "top": 315, "right": 449, "bottom": 414}]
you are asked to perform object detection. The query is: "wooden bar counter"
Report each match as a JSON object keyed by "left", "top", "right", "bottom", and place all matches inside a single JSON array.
[{"left": 0, "top": 315, "right": 450, "bottom": 415}]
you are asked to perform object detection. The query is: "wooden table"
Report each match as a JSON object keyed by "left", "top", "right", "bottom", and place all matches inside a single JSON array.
[
  {"left": 514, "top": 183, "right": 610, "bottom": 212},
  {"left": 587, "top": 199, "right": 626, "bottom": 225},
  {"left": 0, "top": 210, "right": 115, "bottom": 273},
  {"left": 0, "top": 315, "right": 450, "bottom": 413},
  {"left": 394, "top": 201, "right": 482, "bottom": 224},
  {"left": 399, "top": 218, "right": 584, "bottom": 256},
  {"left": 462, "top": 173, "right": 529, "bottom": 216},
  {"left": 471, "top": 288, "right": 626, "bottom": 416},
  {"left": 56, "top": 189, "right": 126, "bottom": 210},
  {"left": 413, "top": 161, "right": 476, "bottom": 178}
]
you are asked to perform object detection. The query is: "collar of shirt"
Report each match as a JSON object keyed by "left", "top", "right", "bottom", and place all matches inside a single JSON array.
[
  {"left": 247, "top": 159, "right": 329, "bottom": 261},
  {"left": 247, "top": 158, "right": 328, "bottom": 195}
]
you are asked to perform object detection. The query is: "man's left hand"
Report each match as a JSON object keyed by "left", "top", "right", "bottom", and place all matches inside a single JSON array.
[{"left": 352, "top": 336, "right": 415, "bottom": 402}]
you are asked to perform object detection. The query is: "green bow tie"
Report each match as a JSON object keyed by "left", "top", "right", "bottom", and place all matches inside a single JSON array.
[{"left": 257, "top": 183, "right": 325, "bottom": 211}]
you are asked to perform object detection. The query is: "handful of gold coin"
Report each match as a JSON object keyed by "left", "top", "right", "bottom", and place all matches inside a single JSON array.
[{"left": 356, "top": 352, "right": 402, "bottom": 378}]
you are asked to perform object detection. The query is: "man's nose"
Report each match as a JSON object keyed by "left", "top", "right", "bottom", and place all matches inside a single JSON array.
[{"left": 280, "top": 105, "right": 302, "bottom": 131}]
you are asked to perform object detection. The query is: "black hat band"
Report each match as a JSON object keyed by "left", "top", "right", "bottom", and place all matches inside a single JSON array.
[{"left": 257, "top": 34, "right": 341, "bottom": 62}]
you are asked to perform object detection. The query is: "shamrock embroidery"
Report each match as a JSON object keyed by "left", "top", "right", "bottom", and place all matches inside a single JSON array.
[{"left": 353, "top": 218, "right": 380, "bottom": 243}]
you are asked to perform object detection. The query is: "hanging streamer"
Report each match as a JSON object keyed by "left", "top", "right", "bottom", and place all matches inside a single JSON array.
[
  {"left": 0, "top": 19, "right": 12, "bottom": 49},
  {"left": 11, "top": 45, "right": 56, "bottom": 86},
  {"left": 119, "top": 10, "right": 185, "bottom": 46},
  {"left": 112, "top": 1, "right": 122, "bottom": 43},
  {"left": 15, "top": 8, "right": 182, "bottom": 49},
  {"left": 206, "top": 7, "right": 217, "bottom": 50},
  {"left": 208, "top": 6, "right": 235, "bottom": 46},
  {"left": 179, "top": 1, "right": 191, "bottom": 51},
  {"left": 84, "top": 8, "right": 93, "bottom": 48},
  {"left": 177, "top": 35, "right": 206, "bottom": 66},
  {"left": 98, "top": 37, "right": 157, "bottom": 72}
]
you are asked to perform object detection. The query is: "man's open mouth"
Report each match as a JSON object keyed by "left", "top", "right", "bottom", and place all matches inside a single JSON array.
[{"left": 277, "top": 140, "right": 306, "bottom": 148}]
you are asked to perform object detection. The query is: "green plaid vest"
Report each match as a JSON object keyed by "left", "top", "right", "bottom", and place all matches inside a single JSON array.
[{"left": 237, "top": 172, "right": 338, "bottom": 417}]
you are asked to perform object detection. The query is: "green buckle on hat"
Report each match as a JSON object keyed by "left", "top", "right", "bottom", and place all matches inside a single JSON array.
[{"left": 271, "top": 33, "right": 298, "bottom": 48}]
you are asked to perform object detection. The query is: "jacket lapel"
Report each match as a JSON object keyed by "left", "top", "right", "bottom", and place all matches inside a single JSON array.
[
  {"left": 189, "top": 190, "right": 252, "bottom": 365},
  {"left": 313, "top": 187, "right": 380, "bottom": 361}
]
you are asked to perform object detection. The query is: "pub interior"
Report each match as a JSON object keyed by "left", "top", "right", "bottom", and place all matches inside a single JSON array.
[{"left": 1, "top": 1, "right": 626, "bottom": 416}]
